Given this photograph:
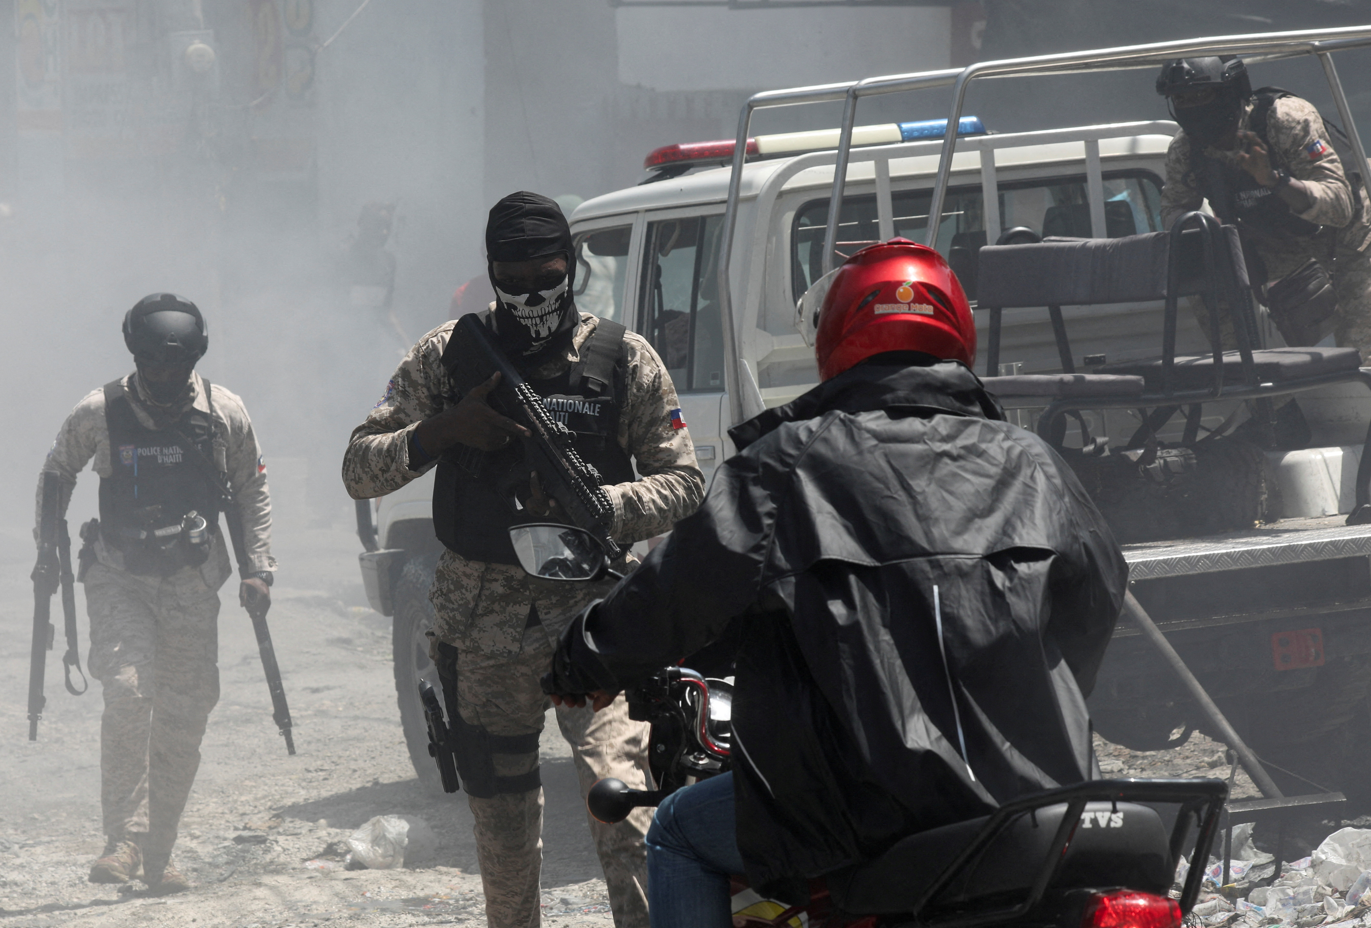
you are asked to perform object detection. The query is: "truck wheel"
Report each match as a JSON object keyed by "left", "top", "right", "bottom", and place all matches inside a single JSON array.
[
  {"left": 392, "top": 552, "right": 445, "bottom": 796},
  {"left": 1240, "top": 656, "right": 1371, "bottom": 803}
]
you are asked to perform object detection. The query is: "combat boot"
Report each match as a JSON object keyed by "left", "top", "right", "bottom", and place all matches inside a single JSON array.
[
  {"left": 89, "top": 838, "right": 142, "bottom": 884},
  {"left": 145, "top": 860, "right": 191, "bottom": 896}
]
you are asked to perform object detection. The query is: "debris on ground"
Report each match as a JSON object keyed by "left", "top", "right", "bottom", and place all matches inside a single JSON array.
[
  {"left": 1180, "top": 827, "right": 1371, "bottom": 927},
  {"left": 344, "top": 814, "right": 438, "bottom": 869}
]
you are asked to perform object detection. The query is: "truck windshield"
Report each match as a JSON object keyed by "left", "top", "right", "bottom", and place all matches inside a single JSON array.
[
  {"left": 791, "top": 171, "right": 1163, "bottom": 301},
  {"left": 572, "top": 225, "right": 633, "bottom": 325}
]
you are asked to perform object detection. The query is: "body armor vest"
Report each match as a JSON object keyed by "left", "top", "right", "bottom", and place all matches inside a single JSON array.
[
  {"left": 1192, "top": 91, "right": 1323, "bottom": 241},
  {"left": 99, "top": 379, "right": 221, "bottom": 576},
  {"left": 433, "top": 318, "right": 635, "bottom": 565}
]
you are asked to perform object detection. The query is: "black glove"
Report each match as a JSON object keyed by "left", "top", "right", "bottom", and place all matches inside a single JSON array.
[{"left": 543, "top": 601, "right": 617, "bottom": 700}]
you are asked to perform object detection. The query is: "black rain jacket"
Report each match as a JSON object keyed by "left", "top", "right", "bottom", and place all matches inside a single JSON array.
[{"left": 550, "top": 360, "right": 1127, "bottom": 902}]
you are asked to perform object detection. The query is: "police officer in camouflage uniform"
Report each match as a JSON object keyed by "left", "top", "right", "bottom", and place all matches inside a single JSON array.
[
  {"left": 1157, "top": 56, "right": 1371, "bottom": 357},
  {"left": 342, "top": 191, "right": 704, "bottom": 928},
  {"left": 37, "top": 294, "right": 275, "bottom": 894}
]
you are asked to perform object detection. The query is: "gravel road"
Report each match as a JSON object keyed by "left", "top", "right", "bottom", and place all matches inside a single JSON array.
[
  {"left": 0, "top": 498, "right": 1336, "bottom": 928},
  {"left": 0, "top": 505, "right": 617, "bottom": 928}
]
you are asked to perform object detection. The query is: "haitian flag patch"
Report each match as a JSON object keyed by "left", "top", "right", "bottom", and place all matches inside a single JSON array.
[
  {"left": 669, "top": 408, "right": 687, "bottom": 430},
  {"left": 1306, "top": 138, "right": 1330, "bottom": 160},
  {"left": 257, "top": 455, "right": 267, "bottom": 475}
]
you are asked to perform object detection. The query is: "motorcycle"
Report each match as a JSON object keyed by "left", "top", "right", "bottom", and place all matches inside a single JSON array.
[{"left": 505, "top": 523, "right": 1229, "bottom": 928}]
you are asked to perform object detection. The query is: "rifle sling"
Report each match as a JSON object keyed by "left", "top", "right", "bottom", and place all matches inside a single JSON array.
[{"left": 58, "top": 519, "right": 88, "bottom": 696}]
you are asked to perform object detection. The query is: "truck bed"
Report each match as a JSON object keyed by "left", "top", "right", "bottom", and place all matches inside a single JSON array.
[{"left": 1124, "top": 516, "right": 1371, "bottom": 581}]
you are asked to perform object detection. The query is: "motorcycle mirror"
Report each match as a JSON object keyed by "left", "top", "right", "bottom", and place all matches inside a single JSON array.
[
  {"left": 509, "top": 524, "right": 609, "bottom": 581},
  {"left": 795, "top": 265, "right": 840, "bottom": 348}
]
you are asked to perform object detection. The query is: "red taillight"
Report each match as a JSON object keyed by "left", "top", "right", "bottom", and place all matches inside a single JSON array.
[
  {"left": 1082, "top": 891, "right": 1182, "bottom": 928},
  {"left": 643, "top": 138, "right": 759, "bottom": 170}
]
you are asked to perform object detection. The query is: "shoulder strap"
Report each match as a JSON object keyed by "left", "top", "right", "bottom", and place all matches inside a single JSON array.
[
  {"left": 1249, "top": 89, "right": 1293, "bottom": 153},
  {"left": 101, "top": 379, "right": 127, "bottom": 427},
  {"left": 439, "top": 312, "right": 489, "bottom": 388},
  {"left": 574, "top": 318, "right": 627, "bottom": 397}
]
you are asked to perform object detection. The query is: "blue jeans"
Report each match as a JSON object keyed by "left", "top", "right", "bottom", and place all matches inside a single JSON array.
[{"left": 646, "top": 772, "right": 745, "bottom": 928}]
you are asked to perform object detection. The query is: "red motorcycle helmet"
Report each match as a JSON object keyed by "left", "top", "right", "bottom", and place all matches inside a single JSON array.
[{"left": 814, "top": 239, "right": 975, "bottom": 381}]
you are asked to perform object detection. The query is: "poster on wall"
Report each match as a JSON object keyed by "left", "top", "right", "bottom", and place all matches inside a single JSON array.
[
  {"left": 15, "top": 0, "right": 62, "bottom": 134},
  {"left": 251, "top": 0, "right": 283, "bottom": 99},
  {"left": 64, "top": 0, "right": 129, "bottom": 152}
]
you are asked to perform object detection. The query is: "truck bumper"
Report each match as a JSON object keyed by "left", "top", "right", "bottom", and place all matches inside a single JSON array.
[{"left": 358, "top": 549, "right": 408, "bottom": 616}]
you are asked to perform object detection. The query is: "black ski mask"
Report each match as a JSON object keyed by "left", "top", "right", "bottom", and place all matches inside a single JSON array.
[
  {"left": 1169, "top": 89, "right": 1245, "bottom": 148},
  {"left": 485, "top": 192, "right": 579, "bottom": 364}
]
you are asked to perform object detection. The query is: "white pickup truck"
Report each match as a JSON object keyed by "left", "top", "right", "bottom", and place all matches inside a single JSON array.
[{"left": 362, "top": 24, "right": 1371, "bottom": 801}]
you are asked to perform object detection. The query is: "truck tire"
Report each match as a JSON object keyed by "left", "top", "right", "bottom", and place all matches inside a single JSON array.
[
  {"left": 392, "top": 551, "right": 446, "bottom": 796},
  {"left": 1237, "top": 655, "right": 1371, "bottom": 804}
]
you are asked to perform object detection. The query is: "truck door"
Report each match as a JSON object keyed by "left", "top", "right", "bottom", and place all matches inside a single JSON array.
[{"left": 638, "top": 213, "right": 727, "bottom": 483}]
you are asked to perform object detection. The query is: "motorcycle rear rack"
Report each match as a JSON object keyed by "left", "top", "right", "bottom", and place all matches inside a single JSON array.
[{"left": 909, "top": 778, "right": 1227, "bottom": 928}]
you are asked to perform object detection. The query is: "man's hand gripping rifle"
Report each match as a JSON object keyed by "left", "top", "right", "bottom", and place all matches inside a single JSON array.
[{"left": 452, "top": 314, "right": 623, "bottom": 561}]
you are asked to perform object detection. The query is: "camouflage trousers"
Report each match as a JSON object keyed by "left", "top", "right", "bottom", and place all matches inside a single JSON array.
[
  {"left": 84, "top": 561, "right": 221, "bottom": 874},
  {"left": 430, "top": 550, "right": 652, "bottom": 928}
]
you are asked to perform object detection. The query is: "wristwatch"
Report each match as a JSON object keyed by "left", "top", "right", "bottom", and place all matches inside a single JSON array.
[
  {"left": 1272, "top": 167, "right": 1293, "bottom": 190},
  {"left": 247, "top": 570, "right": 274, "bottom": 587}
]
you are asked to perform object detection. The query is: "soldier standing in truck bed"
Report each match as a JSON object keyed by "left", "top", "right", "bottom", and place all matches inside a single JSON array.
[
  {"left": 342, "top": 191, "right": 703, "bottom": 928},
  {"left": 37, "top": 294, "right": 275, "bottom": 894},
  {"left": 1156, "top": 55, "right": 1371, "bottom": 357}
]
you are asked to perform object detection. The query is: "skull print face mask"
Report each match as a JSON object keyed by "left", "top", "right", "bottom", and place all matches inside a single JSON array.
[
  {"left": 484, "top": 191, "right": 581, "bottom": 363},
  {"left": 493, "top": 275, "right": 571, "bottom": 343}
]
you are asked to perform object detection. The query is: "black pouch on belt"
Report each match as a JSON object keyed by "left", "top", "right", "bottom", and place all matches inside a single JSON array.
[{"left": 1266, "top": 257, "right": 1338, "bottom": 346}]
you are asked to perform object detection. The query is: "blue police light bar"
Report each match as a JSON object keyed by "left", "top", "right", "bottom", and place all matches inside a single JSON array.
[{"left": 898, "top": 116, "right": 987, "bottom": 141}]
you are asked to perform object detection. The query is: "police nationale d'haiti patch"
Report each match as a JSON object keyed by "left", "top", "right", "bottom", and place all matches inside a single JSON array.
[{"left": 669, "top": 408, "right": 687, "bottom": 430}]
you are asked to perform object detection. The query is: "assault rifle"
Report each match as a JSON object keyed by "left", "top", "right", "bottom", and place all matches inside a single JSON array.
[
  {"left": 171, "top": 418, "right": 295, "bottom": 756},
  {"left": 449, "top": 313, "right": 623, "bottom": 561},
  {"left": 29, "top": 473, "right": 88, "bottom": 740},
  {"left": 217, "top": 489, "right": 295, "bottom": 755}
]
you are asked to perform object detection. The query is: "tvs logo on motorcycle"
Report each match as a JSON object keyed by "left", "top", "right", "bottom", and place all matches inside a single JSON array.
[{"left": 1079, "top": 811, "right": 1125, "bottom": 828}]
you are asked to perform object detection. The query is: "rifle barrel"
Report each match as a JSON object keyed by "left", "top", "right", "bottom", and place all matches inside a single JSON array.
[
  {"left": 28, "top": 580, "right": 52, "bottom": 741},
  {"left": 249, "top": 608, "right": 296, "bottom": 755}
]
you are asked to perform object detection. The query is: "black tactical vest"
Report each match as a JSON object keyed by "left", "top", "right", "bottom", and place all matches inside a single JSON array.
[
  {"left": 1191, "top": 91, "right": 1323, "bottom": 241},
  {"left": 99, "top": 379, "right": 221, "bottom": 576},
  {"left": 432, "top": 318, "right": 636, "bottom": 565}
]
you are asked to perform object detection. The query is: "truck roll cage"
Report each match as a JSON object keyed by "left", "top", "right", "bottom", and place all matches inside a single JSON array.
[{"left": 715, "top": 25, "right": 1371, "bottom": 427}]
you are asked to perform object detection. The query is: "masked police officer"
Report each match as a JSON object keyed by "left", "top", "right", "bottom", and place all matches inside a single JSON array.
[
  {"left": 343, "top": 191, "right": 704, "bottom": 928},
  {"left": 36, "top": 294, "right": 275, "bottom": 894},
  {"left": 1157, "top": 56, "right": 1371, "bottom": 355}
]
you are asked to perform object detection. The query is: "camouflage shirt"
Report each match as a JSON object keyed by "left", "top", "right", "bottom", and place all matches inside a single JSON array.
[
  {"left": 1160, "top": 94, "right": 1371, "bottom": 262},
  {"left": 342, "top": 312, "right": 705, "bottom": 545},
  {"left": 38, "top": 372, "right": 276, "bottom": 584}
]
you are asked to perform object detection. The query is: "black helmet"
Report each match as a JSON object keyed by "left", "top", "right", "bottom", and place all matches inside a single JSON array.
[
  {"left": 1156, "top": 57, "right": 1251, "bottom": 147},
  {"left": 1155, "top": 56, "right": 1251, "bottom": 100},
  {"left": 122, "top": 293, "right": 208, "bottom": 365}
]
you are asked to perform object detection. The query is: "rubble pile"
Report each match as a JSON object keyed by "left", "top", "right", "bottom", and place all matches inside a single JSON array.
[{"left": 1182, "top": 826, "right": 1371, "bottom": 928}]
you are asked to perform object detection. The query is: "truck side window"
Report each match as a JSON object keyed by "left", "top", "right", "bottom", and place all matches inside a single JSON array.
[
  {"left": 791, "top": 172, "right": 1164, "bottom": 302},
  {"left": 639, "top": 215, "right": 726, "bottom": 394},
  {"left": 572, "top": 225, "right": 633, "bottom": 325}
]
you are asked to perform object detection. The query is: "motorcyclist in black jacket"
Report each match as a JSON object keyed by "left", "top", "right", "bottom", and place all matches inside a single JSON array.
[{"left": 543, "top": 240, "right": 1129, "bottom": 928}]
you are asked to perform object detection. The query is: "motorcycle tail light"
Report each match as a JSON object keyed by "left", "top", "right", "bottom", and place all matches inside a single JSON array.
[{"left": 1081, "top": 890, "right": 1182, "bottom": 928}]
